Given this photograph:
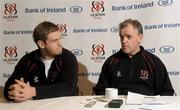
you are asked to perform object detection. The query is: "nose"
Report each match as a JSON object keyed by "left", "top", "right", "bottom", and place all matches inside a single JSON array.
[
  {"left": 121, "top": 37, "right": 127, "bottom": 43},
  {"left": 57, "top": 39, "right": 61, "bottom": 46}
]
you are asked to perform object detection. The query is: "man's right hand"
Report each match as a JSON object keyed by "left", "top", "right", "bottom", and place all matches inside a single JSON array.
[{"left": 8, "top": 78, "right": 36, "bottom": 102}]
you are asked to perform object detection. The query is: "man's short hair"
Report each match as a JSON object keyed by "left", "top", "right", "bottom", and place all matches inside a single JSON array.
[
  {"left": 119, "top": 19, "right": 143, "bottom": 36},
  {"left": 32, "top": 21, "right": 59, "bottom": 44}
]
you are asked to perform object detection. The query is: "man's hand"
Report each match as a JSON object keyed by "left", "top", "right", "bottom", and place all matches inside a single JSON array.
[{"left": 8, "top": 78, "right": 36, "bottom": 102}]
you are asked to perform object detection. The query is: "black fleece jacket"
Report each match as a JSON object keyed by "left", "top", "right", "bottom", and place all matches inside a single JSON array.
[
  {"left": 94, "top": 46, "right": 174, "bottom": 96},
  {"left": 4, "top": 48, "right": 78, "bottom": 100}
]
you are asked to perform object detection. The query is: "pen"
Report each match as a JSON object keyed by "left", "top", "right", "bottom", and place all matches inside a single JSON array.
[
  {"left": 144, "top": 103, "right": 164, "bottom": 105},
  {"left": 139, "top": 107, "right": 152, "bottom": 110},
  {"left": 144, "top": 96, "right": 156, "bottom": 98}
]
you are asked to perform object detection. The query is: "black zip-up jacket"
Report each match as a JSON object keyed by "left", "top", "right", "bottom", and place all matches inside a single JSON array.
[
  {"left": 4, "top": 48, "right": 78, "bottom": 100},
  {"left": 94, "top": 46, "right": 174, "bottom": 96}
]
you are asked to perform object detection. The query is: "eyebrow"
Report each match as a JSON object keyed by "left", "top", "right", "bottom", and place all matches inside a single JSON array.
[{"left": 120, "top": 33, "right": 131, "bottom": 37}]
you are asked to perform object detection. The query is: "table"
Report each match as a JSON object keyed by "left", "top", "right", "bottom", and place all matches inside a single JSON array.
[
  {"left": 1, "top": 95, "right": 180, "bottom": 110},
  {"left": 1, "top": 96, "right": 125, "bottom": 110}
]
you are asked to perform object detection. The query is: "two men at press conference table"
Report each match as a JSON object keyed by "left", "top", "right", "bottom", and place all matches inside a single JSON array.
[{"left": 3, "top": 19, "right": 174, "bottom": 103}]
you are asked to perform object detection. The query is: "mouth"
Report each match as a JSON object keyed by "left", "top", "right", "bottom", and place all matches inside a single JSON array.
[{"left": 122, "top": 45, "right": 129, "bottom": 49}]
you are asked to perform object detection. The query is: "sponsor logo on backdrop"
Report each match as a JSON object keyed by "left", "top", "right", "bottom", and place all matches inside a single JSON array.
[
  {"left": 112, "top": 48, "right": 155, "bottom": 54},
  {"left": 145, "top": 22, "right": 180, "bottom": 30},
  {"left": 78, "top": 72, "right": 100, "bottom": 76},
  {"left": 73, "top": 27, "right": 107, "bottom": 33},
  {"left": 25, "top": 51, "right": 30, "bottom": 55},
  {"left": 3, "top": 3, "right": 18, "bottom": 21},
  {"left": 71, "top": 49, "right": 83, "bottom": 57},
  {"left": 146, "top": 48, "right": 155, "bottom": 54},
  {"left": 25, "top": 7, "right": 66, "bottom": 13},
  {"left": 112, "top": 49, "right": 119, "bottom": 54},
  {"left": 57, "top": 24, "right": 67, "bottom": 37},
  {"left": 112, "top": 1, "right": 154, "bottom": 11},
  {"left": 90, "top": 1, "right": 105, "bottom": 19},
  {"left": 3, "top": 46, "right": 18, "bottom": 64},
  {"left": 70, "top": 6, "right": 83, "bottom": 13},
  {"left": 91, "top": 44, "right": 106, "bottom": 63},
  {"left": 3, "top": 73, "right": 11, "bottom": 78},
  {"left": 110, "top": 26, "right": 119, "bottom": 33},
  {"left": 3, "top": 30, "right": 33, "bottom": 35},
  {"left": 168, "top": 71, "right": 180, "bottom": 76},
  {"left": 159, "top": 45, "right": 174, "bottom": 54},
  {"left": 92, "top": 44, "right": 105, "bottom": 56},
  {"left": 158, "top": 0, "right": 173, "bottom": 6}
]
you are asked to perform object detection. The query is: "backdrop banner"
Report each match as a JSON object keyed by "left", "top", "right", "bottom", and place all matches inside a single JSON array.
[{"left": 1, "top": 0, "right": 180, "bottom": 95}]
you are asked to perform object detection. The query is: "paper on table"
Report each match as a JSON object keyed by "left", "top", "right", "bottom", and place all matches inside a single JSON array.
[
  {"left": 123, "top": 103, "right": 180, "bottom": 110},
  {"left": 126, "top": 92, "right": 166, "bottom": 105}
]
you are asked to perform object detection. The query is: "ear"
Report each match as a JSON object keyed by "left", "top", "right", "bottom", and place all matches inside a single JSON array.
[
  {"left": 37, "top": 40, "right": 45, "bottom": 49},
  {"left": 138, "top": 34, "right": 143, "bottom": 44}
]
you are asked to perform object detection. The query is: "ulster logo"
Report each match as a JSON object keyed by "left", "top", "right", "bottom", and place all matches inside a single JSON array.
[
  {"left": 57, "top": 24, "right": 67, "bottom": 37},
  {"left": 92, "top": 44, "right": 105, "bottom": 56},
  {"left": 57, "top": 24, "right": 67, "bottom": 33},
  {"left": 4, "top": 3, "right": 17, "bottom": 15},
  {"left": 90, "top": 44, "right": 106, "bottom": 63},
  {"left": 91, "top": 1, "right": 105, "bottom": 12},
  {"left": 3, "top": 3, "right": 18, "bottom": 21},
  {"left": 140, "top": 70, "right": 149, "bottom": 80},
  {"left": 3, "top": 46, "right": 18, "bottom": 64},
  {"left": 90, "top": 1, "right": 105, "bottom": 19},
  {"left": 4, "top": 46, "right": 17, "bottom": 58}
]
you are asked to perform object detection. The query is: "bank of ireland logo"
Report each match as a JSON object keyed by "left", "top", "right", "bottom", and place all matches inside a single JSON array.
[
  {"left": 71, "top": 49, "right": 83, "bottom": 57},
  {"left": 91, "top": 44, "right": 106, "bottom": 63},
  {"left": 3, "top": 3, "right": 18, "bottom": 21},
  {"left": 90, "top": 1, "right": 105, "bottom": 19},
  {"left": 3, "top": 73, "right": 11, "bottom": 78},
  {"left": 70, "top": 6, "right": 83, "bottom": 13},
  {"left": 158, "top": 0, "right": 173, "bottom": 6},
  {"left": 57, "top": 24, "right": 67, "bottom": 37},
  {"left": 110, "top": 26, "right": 119, "bottom": 33},
  {"left": 3, "top": 46, "right": 18, "bottom": 64},
  {"left": 159, "top": 45, "right": 174, "bottom": 54},
  {"left": 146, "top": 48, "right": 155, "bottom": 54}
]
